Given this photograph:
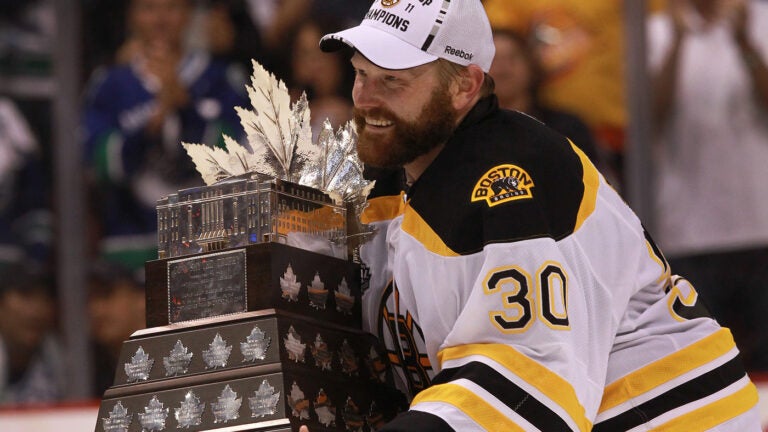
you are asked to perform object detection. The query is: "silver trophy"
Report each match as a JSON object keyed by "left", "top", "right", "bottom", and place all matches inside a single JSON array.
[{"left": 94, "top": 61, "right": 404, "bottom": 432}]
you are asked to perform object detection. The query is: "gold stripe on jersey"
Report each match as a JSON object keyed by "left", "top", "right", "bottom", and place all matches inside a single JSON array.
[
  {"left": 571, "top": 141, "right": 600, "bottom": 232},
  {"left": 360, "top": 192, "right": 406, "bottom": 224},
  {"left": 650, "top": 381, "right": 758, "bottom": 431},
  {"left": 438, "top": 343, "right": 591, "bottom": 432},
  {"left": 645, "top": 239, "right": 671, "bottom": 286},
  {"left": 411, "top": 382, "right": 528, "bottom": 432},
  {"left": 599, "top": 328, "right": 736, "bottom": 412},
  {"left": 402, "top": 205, "right": 459, "bottom": 257}
]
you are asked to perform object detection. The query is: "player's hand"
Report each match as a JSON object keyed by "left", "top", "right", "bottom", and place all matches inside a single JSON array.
[{"left": 299, "top": 426, "right": 310, "bottom": 432}]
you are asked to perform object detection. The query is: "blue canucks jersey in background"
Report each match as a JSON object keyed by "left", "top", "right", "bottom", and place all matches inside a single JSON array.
[{"left": 82, "top": 51, "right": 248, "bottom": 269}]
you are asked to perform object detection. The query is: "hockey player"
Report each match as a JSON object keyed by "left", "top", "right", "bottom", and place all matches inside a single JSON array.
[{"left": 309, "top": 0, "right": 761, "bottom": 431}]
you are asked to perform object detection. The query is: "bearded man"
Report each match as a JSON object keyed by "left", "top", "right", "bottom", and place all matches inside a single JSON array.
[{"left": 299, "top": 1, "right": 763, "bottom": 431}]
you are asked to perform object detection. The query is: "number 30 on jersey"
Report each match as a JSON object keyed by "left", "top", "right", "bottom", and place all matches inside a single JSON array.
[{"left": 483, "top": 262, "right": 570, "bottom": 333}]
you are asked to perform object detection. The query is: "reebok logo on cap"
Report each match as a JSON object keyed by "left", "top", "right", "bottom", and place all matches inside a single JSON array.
[{"left": 445, "top": 45, "right": 473, "bottom": 61}]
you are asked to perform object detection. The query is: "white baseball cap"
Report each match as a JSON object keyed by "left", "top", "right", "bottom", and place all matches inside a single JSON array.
[{"left": 320, "top": 0, "right": 495, "bottom": 72}]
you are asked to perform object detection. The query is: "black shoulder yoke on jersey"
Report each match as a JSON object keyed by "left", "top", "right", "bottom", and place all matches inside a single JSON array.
[
  {"left": 406, "top": 95, "right": 589, "bottom": 255},
  {"left": 364, "top": 166, "right": 407, "bottom": 199}
]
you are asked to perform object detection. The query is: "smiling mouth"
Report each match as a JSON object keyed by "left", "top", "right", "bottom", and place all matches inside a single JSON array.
[{"left": 365, "top": 118, "right": 394, "bottom": 128}]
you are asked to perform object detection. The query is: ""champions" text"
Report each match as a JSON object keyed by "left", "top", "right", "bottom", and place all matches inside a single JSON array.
[{"left": 365, "top": 8, "right": 410, "bottom": 32}]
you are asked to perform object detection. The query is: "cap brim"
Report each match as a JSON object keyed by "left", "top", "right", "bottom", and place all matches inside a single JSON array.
[{"left": 320, "top": 25, "right": 438, "bottom": 70}]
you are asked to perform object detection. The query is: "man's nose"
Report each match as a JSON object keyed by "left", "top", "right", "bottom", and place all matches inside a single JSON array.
[{"left": 352, "top": 80, "right": 381, "bottom": 109}]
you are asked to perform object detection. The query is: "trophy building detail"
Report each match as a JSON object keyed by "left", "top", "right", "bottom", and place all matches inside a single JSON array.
[{"left": 156, "top": 176, "right": 348, "bottom": 261}]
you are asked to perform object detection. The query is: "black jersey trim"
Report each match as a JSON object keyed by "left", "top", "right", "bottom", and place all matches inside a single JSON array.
[
  {"left": 600, "top": 328, "right": 736, "bottom": 411},
  {"left": 379, "top": 409, "right": 454, "bottom": 432},
  {"left": 433, "top": 361, "right": 575, "bottom": 431},
  {"left": 593, "top": 355, "right": 747, "bottom": 432},
  {"left": 401, "top": 205, "right": 459, "bottom": 256},
  {"left": 438, "top": 343, "right": 591, "bottom": 431},
  {"left": 406, "top": 100, "right": 591, "bottom": 256}
]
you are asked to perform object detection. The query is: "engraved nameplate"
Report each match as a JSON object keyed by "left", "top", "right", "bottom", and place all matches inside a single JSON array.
[{"left": 168, "top": 249, "right": 247, "bottom": 323}]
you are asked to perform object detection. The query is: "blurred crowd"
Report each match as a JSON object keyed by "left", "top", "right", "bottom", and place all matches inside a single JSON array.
[{"left": 0, "top": 0, "right": 766, "bottom": 406}]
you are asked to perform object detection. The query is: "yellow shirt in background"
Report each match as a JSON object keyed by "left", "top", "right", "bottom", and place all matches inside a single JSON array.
[{"left": 483, "top": 0, "right": 627, "bottom": 151}]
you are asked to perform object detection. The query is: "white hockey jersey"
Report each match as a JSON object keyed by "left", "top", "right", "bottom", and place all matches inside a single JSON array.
[{"left": 358, "top": 97, "right": 760, "bottom": 431}]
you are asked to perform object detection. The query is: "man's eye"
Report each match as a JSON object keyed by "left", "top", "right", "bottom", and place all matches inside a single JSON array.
[{"left": 383, "top": 76, "right": 398, "bottom": 82}]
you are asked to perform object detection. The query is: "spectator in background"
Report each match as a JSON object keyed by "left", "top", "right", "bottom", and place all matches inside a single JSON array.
[
  {"left": 88, "top": 260, "right": 146, "bottom": 397},
  {"left": 260, "top": 0, "right": 369, "bottom": 52},
  {"left": 484, "top": 0, "right": 626, "bottom": 189},
  {"left": 0, "top": 0, "right": 55, "bottom": 79},
  {"left": 199, "top": 0, "right": 270, "bottom": 74},
  {"left": 0, "top": 98, "right": 52, "bottom": 269},
  {"left": 192, "top": 0, "right": 368, "bottom": 92},
  {"left": 81, "top": 0, "right": 129, "bottom": 76},
  {"left": 82, "top": 0, "right": 248, "bottom": 272},
  {"left": 201, "top": 0, "right": 289, "bottom": 79},
  {"left": 489, "top": 29, "right": 599, "bottom": 165},
  {"left": 648, "top": 0, "right": 768, "bottom": 371},
  {"left": 290, "top": 17, "right": 354, "bottom": 140},
  {"left": 0, "top": 263, "right": 64, "bottom": 405},
  {"left": 199, "top": 4, "right": 359, "bottom": 137}
]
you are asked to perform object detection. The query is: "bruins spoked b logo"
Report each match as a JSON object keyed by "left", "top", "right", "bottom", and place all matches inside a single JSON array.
[{"left": 471, "top": 164, "right": 535, "bottom": 207}]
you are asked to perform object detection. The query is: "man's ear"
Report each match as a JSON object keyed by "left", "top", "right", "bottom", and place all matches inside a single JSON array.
[{"left": 451, "top": 64, "right": 485, "bottom": 111}]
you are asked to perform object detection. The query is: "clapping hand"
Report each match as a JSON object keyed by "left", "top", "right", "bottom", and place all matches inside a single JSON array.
[
  {"left": 668, "top": 0, "right": 691, "bottom": 39},
  {"left": 140, "top": 41, "right": 189, "bottom": 134}
]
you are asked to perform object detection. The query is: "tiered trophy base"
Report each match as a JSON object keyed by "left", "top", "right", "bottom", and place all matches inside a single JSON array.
[{"left": 95, "top": 310, "right": 406, "bottom": 432}]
